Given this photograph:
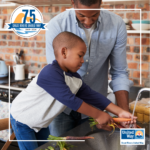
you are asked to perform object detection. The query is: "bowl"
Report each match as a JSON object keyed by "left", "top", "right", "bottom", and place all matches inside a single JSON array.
[
  {"left": 132, "top": 20, "right": 150, "bottom": 24},
  {"left": 123, "top": 19, "right": 129, "bottom": 24},
  {"left": 131, "top": 23, "right": 150, "bottom": 30}
]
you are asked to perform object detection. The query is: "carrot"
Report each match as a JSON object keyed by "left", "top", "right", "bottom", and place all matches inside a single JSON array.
[
  {"left": 89, "top": 117, "right": 134, "bottom": 136},
  {"left": 66, "top": 136, "right": 94, "bottom": 140},
  {"left": 137, "top": 125, "right": 142, "bottom": 128},
  {"left": 47, "top": 135, "right": 94, "bottom": 140},
  {"left": 113, "top": 118, "right": 132, "bottom": 122},
  {"left": 108, "top": 123, "right": 116, "bottom": 136}
]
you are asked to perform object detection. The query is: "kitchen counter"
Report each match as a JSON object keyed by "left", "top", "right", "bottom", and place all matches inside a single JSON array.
[
  {"left": 0, "top": 73, "right": 29, "bottom": 91},
  {"left": 35, "top": 120, "right": 150, "bottom": 150},
  {"left": 35, "top": 120, "right": 96, "bottom": 150},
  {"left": 36, "top": 86, "right": 150, "bottom": 150}
]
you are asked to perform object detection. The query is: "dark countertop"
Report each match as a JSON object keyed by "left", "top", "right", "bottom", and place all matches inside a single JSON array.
[
  {"left": 36, "top": 86, "right": 150, "bottom": 150},
  {"left": 35, "top": 120, "right": 150, "bottom": 150},
  {"left": 35, "top": 120, "right": 96, "bottom": 150}
]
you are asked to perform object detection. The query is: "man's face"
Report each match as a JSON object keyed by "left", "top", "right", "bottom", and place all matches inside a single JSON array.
[
  {"left": 65, "top": 41, "right": 86, "bottom": 73},
  {"left": 72, "top": 0, "right": 101, "bottom": 29}
]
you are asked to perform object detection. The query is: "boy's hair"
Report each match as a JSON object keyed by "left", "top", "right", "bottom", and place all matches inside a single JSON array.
[
  {"left": 53, "top": 31, "right": 85, "bottom": 58},
  {"left": 73, "top": 0, "right": 102, "bottom": 6}
]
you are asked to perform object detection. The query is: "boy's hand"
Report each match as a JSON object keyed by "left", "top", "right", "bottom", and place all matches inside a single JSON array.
[
  {"left": 95, "top": 111, "right": 114, "bottom": 131},
  {"left": 118, "top": 110, "right": 137, "bottom": 128},
  {"left": 96, "top": 124, "right": 113, "bottom": 131}
]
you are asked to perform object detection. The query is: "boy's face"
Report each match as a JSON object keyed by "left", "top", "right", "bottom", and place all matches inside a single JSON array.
[{"left": 63, "top": 41, "right": 86, "bottom": 73}]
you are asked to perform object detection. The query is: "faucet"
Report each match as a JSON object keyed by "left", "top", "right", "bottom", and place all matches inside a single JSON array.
[
  {"left": 132, "top": 88, "right": 150, "bottom": 116},
  {"left": 130, "top": 88, "right": 150, "bottom": 128}
]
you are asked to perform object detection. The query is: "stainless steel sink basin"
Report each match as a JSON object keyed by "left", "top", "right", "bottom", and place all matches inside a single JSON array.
[{"left": 85, "top": 130, "right": 150, "bottom": 150}]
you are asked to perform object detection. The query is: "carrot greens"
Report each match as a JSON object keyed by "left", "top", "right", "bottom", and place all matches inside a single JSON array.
[{"left": 89, "top": 117, "right": 119, "bottom": 136}]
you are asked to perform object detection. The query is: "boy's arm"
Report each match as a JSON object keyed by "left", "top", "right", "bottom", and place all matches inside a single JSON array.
[
  {"left": 76, "top": 81, "right": 111, "bottom": 111},
  {"left": 37, "top": 68, "right": 113, "bottom": 126},
  {"left": 76, "top": 81, "right": 128, "bottom": 116},
  {"left": 77, "top": 82, "right": 137, "bottom": 123},
  {"left": 77, "top": 101, "right": 113, "bottom": 126}
]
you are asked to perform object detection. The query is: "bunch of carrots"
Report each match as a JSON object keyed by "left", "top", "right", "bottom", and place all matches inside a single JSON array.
[
  {"left": 89, "top": 117, "right": 132, "bottom": 135},
  {"left": 42, "top": 118, "right": 134, "bottom": 150},
  {"left": 42, "top": 135, "right": 94, "bottom": 150}
]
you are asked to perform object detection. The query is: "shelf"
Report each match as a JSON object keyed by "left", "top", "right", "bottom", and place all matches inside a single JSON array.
[
  {"left": 0, "top": 3, "right": 17, "bottom": 7},
  {"left": 2, "top": 0, "right": 72, "bottom": 6},
  {"left": 0, "top": 29, "right": 13, "bottom": 31},
  {"left": 0, "top": 29, "right": 150, "bottom": 34},
  {"left": 1, "top": 0, "right": 149, "bottom": 6},
  {"left": 127, "top": 30, "right": 150, "bottom": 34}
]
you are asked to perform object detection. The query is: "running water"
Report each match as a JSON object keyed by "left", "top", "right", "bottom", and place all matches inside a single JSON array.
[{"left": 132, "top": 88, "right": 150, "bottom": 119}]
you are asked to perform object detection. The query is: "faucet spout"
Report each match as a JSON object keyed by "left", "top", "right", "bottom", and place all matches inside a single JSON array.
[{"left": 132, "top": 88, "right": 150, "bottom": 119}]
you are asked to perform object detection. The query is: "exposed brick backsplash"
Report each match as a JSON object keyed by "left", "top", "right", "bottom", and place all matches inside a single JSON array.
[{"left": 0, "top": 2, "right": 150, "bottom": 87}]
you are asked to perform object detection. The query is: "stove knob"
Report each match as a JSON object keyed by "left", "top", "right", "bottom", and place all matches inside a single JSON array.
[
  {"left": 10, "top": 94, "right": 13, "bottom": 98},
  {"left": 3, "top": 93, "right": 7, "bottom": 97}
]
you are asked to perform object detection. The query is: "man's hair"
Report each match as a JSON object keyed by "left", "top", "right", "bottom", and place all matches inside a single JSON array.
[
  {"left": 73, "top": 0, "right": 102, "bottom": 6},
  {"left": 53, "top": 31, "right": 85, "bottom": 58}
]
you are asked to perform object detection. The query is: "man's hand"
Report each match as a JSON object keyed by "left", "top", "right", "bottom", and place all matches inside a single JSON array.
[{"left": 118, "top": 110, "right": 137, "bottom": 128}]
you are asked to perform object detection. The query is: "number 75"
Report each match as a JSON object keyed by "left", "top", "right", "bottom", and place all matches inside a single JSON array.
[{"left": 22, "top": 9, "right": 35, "bottom": 23}]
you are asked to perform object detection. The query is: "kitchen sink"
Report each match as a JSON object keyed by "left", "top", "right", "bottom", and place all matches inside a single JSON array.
[{"left": 85, "top": 130, "right": 150, "bottom": 150}]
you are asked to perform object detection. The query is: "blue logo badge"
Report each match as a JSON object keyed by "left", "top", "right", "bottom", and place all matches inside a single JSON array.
[
  {"left": 135, "top": 130, "right": 144, "bottom": 139},
  {"left": 120, "top": 129, "right": 145, "bottom": 145},
  {"left": 7, "top": 5, "right": 46, "bottom": 38}
]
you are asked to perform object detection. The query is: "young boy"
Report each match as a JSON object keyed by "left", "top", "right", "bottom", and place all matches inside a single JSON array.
[{"left": 10, "top": 32, "right": 136, "bottom": 150}]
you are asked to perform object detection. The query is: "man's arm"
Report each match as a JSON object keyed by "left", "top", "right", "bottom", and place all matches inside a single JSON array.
[
  {"left": 109, "top": 17, "right": 133, "bottom": 111},
  {"left": 114, "top": 90, "right": 129, "bottom": 111}
]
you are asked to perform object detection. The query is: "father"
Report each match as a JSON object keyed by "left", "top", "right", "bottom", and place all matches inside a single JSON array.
[{"left": 46, "top": 0, "right": 132, "bottom": 136}]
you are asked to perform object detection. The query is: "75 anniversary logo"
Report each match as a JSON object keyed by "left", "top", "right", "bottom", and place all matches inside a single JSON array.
[{"left": 7, "top": 5, "right": 46, "bottom": 38}]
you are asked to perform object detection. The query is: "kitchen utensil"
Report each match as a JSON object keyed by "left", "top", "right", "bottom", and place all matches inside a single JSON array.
[
  {"left": 123, "top": 19, "right": 129, "bottom": 24},
  {"left": 13, "top": 64, "right": 25, "bottom": 80},
  {"left": 132, "top": 23, "right": 150, "bottom": 30},
  {"left": 0, "top": 60, "right": 8, "bottom": 78},
  {"left": 13, "top": 55, "right": 18, "bottom": 64},
  {"left": 19, "top": 50, "right": 24, "bottom": 58},
  {"left": 18, "top": 50, "right": 24, "bottom": 64},
  {"left": 0, "top": 19, "right": 3, "bottom": 29},
  {"left": 16, "top": 53, "right": 20, "bottom": 64}
]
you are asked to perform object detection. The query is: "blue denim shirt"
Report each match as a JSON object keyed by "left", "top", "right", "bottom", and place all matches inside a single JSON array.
[{"left": 46, "top": 9, "right": 133, "bottom": 118}]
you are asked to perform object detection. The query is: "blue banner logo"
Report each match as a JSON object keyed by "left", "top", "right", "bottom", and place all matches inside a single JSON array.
[{"left": 6, "top": 5, "right": 46, "bottom": 38}]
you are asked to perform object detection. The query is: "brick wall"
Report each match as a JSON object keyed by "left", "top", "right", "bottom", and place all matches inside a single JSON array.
[
  {"left": 0, "top": 1, "right": 149, "bottom": 87},
  {"left": 101, "top": 2, "right": 150, "bottom": 87}
]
